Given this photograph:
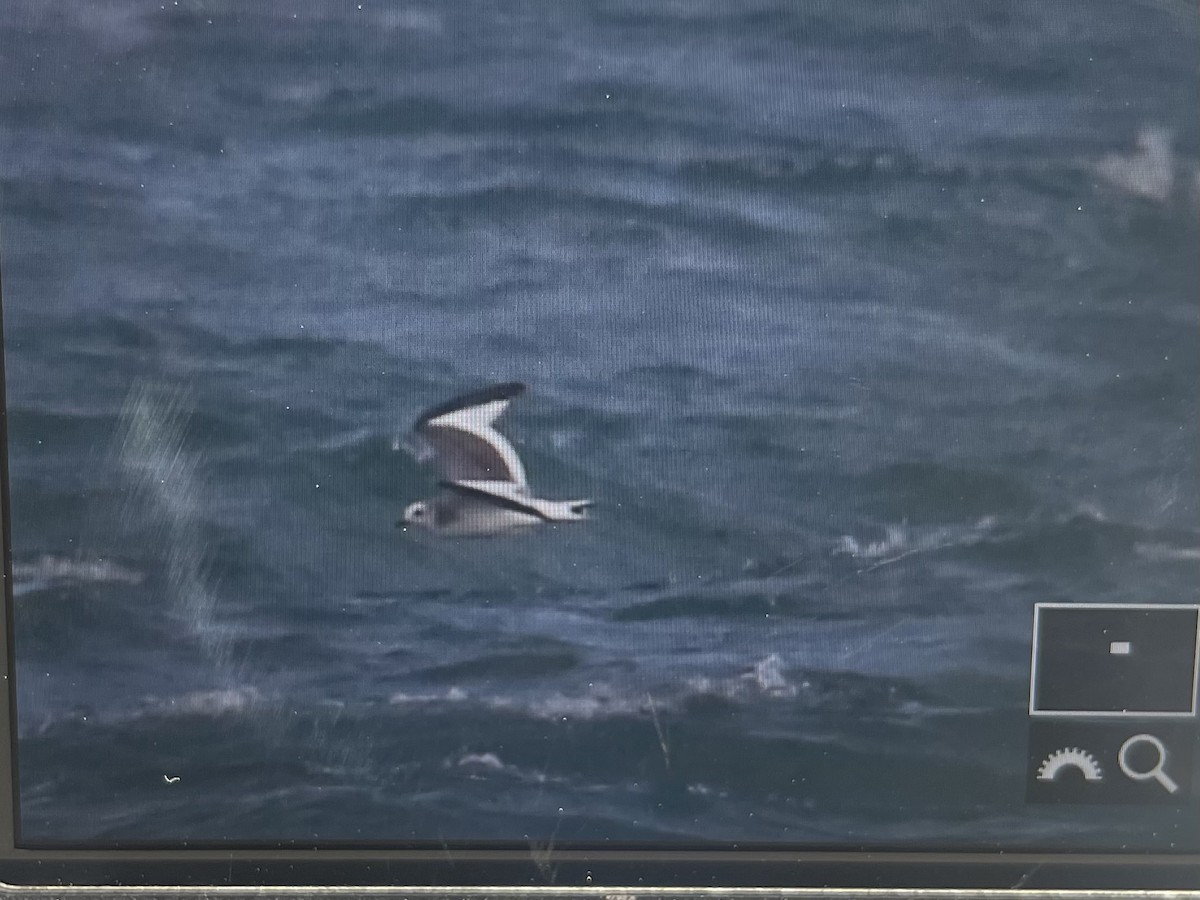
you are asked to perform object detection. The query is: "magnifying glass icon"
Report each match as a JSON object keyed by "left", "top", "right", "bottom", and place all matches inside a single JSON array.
[{"left": 1118, "top": 734, "right": 1179, "bottom": 794}]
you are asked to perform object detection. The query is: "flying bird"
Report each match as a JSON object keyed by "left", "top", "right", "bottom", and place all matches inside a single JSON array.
[{"left": 399, "top": 382, "right": 591, "bottom": 536}]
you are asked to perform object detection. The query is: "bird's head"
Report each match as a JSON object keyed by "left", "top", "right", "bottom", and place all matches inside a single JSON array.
[{"left": 400, "top": 501, "right": 431, "bottom": 530}]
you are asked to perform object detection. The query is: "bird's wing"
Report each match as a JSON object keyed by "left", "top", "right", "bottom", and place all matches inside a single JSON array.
[
  {"left": 411, "top": 382, "right": 528, "bottom": 486},
  {"left": 437, "top": 479, "right": 552, "bottom": 522}
]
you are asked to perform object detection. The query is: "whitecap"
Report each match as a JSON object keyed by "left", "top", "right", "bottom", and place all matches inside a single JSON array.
[
  {"left": 11, "top": 555, "right": 144, "bottom": 595},
  {"left": 146, "top": 686, "right": 263, "bottom": 717},
  {"left": 1135, "top": 543, "right": 1200, "bottom": 563},
  {"left": 834, "top": 517, "right": 996, "bottom": 563},
  {"left": 835, "top": 524, "right": 908, "bottom": 560},
  {"left": 451, "top": 752, "right": 506, "bottom": 771},
  {"left": 1096, "top": 126, "right": 1176, "bottom": 203},
  {"left": 744, "top": 653, "right": 795, "bottom": 697},
  {"left": 387, "top": 686, "right": 469, "bottom": 705}
]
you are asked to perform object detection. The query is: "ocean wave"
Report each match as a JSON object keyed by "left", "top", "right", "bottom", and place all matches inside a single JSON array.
[
  {"left": 611, "top": 590, "right": 824, "bottom": 623},
  {"left": 685, "top": 654, "right": 928, "bottom": 713},
  {"left": 295, "top": 96, "right": 695, "bottom": 142},
  {"left": 141, "top": 686, "right": 266, "bottom": 718},
  {"left": 375, "top": 180, "right": 789, "bottom": 244},
  {"left": 691, "top": 653, "right": 797, "bottom": 700},
  {"left": 677, "top": 146, "right": 966, "bottom": 194},
  {"left": 855, "top": 462, "right": 1036, "bottom": 523},
  {"left": 388, "top": 686, "right": 470, "bottom": 706},
  {"left": 4, "top": 407, "right": 122, "bottom": 452},
  {"left": 1134, "top": 542, "right": 1200, "bottom": 563},
  {"left": 313, "top": 426, "right": 375, "bottom": 452},
  {"left": 1095, "top": 125, "right": 1200, "bottom": 208},
  {"left": 11, "top": 554, "right": 144, "bottom": 597},
  {"left": 413, "top": 649, "right": 581, "bottom": 682},
  {"left": 387, "top": 653, "right": 923, "bottom": 725},
  {"left": 19, "top": 685, "right": 270, "bottom": 739},
  {"left": 835, "top": 505, "right": 1198, "bottom": 578},
  {"left": 442, "top": 751, "right": 570, "bottom": 788},
  {"left": 834, "top": 517, "right": 998, "bottom": 564},
  {"left": 957, "top": 510, "right": 1139, "bottom": 571},
  {"left": 385, "top": 684, "right": 650, "bottom": 722}
]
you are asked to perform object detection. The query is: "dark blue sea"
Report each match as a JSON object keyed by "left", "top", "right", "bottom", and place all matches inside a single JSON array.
[{"left": 1, "top": 0, "right": 1198, "bottom": 849}]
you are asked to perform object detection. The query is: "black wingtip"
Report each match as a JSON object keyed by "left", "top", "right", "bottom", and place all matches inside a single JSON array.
[{"left": 414, "top": 381, "right": 528, "bottom": 428}]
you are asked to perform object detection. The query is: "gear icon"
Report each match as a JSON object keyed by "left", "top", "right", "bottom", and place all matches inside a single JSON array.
[{"left": 1037, "top": 747, "right": 1103, "bottom": 782}]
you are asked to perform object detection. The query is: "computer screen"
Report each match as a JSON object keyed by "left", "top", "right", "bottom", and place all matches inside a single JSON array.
[{"left": 0, "top": 0, "right": 1196, "bottom": 879}]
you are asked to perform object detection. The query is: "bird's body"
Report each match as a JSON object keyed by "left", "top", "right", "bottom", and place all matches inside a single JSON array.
[{"left": 399, "top": 383, "right": 591, "bottom": 536}]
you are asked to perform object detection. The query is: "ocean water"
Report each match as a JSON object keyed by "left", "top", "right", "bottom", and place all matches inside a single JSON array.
[{"left": 1, "top": 0, "right": 1198, "bottom": 848}]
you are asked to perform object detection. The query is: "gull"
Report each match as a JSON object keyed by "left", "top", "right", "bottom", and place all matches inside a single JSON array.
[{"left": 398, "top": 382, "right": 591, "bottom": 536}]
